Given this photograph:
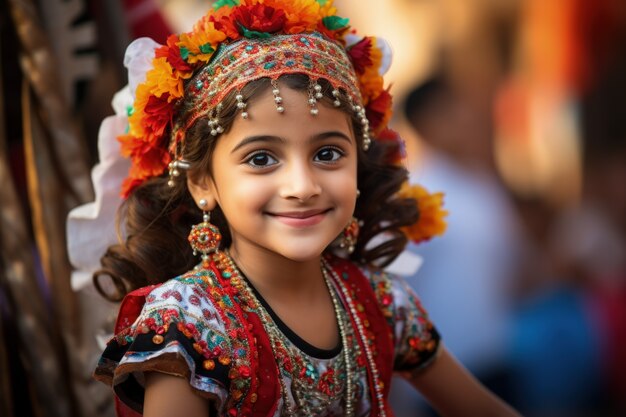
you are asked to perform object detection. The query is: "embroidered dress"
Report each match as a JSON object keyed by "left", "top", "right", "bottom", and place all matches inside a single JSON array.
[{"left": 94, "top": 256, "right": 440, "bottom": 416}]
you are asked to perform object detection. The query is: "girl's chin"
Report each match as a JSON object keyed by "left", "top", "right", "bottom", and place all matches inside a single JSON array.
[{"left": 266, "top": 240, "right": 336, "bottom": 263}]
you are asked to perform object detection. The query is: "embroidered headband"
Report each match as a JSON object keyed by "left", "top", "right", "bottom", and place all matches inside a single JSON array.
[
  {"left": 170, "top": 32, "right": 373, "bottom": 174},
  {"left": 182, "top": 33, "right": 362, "bottom": 125},
  {"left": 118, "top": 0, "right": 397, "bottom": 197}
]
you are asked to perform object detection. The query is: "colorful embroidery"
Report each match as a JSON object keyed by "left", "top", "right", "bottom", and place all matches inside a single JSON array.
[
  {"left": 365, "top": 267, "right": 440, "bottom": 370},
  {"left": 183, "top": 33, "right": 361, "bottom": 133},
  {"left": 95, "top": 257, "right": 440, "bottom": 416}
]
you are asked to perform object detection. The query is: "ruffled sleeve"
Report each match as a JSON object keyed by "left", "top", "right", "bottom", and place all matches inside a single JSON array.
[
  {"left": 366, "top": 268, "right": 441, "bottom": 372},
  {"left": 94, "top": 271, "right": 233, "bottom": 414}
]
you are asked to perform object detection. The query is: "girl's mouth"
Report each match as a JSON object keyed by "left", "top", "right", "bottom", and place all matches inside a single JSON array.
[{"left": 267, "top": 209, "right": 331, "bottom": 227}]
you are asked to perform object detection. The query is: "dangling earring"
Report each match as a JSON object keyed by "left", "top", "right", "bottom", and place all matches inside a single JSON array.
[
  {"left": 339, "top": 217, "right": 360, "bottom": 254},
  {"left": 188, "top": 199, "right": 222, "bottom": 263}
]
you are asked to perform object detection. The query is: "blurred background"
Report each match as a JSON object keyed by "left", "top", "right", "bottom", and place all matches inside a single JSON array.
[{"left": 0, "top": 0, "right": 624, "bottom": 416}]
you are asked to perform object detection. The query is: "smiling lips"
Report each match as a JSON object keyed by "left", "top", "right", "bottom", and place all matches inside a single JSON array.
[{"left": 268, "top": 209, "right": 330, "bottom": 227}]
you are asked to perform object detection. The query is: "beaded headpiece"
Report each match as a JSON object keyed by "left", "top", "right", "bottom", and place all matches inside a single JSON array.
[
  {"left": 172, "top": 32, "right": 373, "bottom": 169},
  {"left": 118, "top": 0, "right": 395, "bottom": 197}
]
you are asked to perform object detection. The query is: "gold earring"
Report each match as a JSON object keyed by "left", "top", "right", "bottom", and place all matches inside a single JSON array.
[
  {"left": 339, "top": 217, "right": 360, "bottom": 254},
  {"left": 188, "top": 200, "right": 222, "bottom": 264}
]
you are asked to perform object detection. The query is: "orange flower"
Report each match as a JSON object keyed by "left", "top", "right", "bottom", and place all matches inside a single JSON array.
[
  {"left": 318, "top": 1, "right": 337, "bottom": 18},
  {"left": 209, "top": 6, "right": 242, "bottom": 39},
  {"left": 265, "top": 0, "right": 321, "bottom": 33},
  {"left": 144, "top": 57, "right": 185, "bottom": 99},
  {"left": 156, "top": 35, "right": 192, "bottom": 73},
  {"left": 397, "top": 182, "right": 448, "bottom": 243},
  {"left": 357, "top": 37, "right": 384, "bottom": 103},
  {"left": 178, "top": 23, "right": 226, "bottom": 65}
]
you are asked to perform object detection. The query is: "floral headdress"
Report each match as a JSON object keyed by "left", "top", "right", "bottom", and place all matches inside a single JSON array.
[{"left": 116, "top": 0, "right": 447, "bottom": 243}]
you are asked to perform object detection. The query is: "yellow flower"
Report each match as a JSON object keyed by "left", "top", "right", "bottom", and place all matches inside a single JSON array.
[
  {"left": 264, "top": 0, "right": 321, "bottom": 33},
  {"left": 397, "top": 182, "right": 448, "bottom": 243},
  {"left": 179, "top": 22, "right": 226, "bottom": 64},
  {"left": 318, "top": 1, "right": 337, "bottom": 18},
  {"left": 127, "top": 83, "right": 151, "bottom": 138},
  {"left": 143, "top": 57, "right": 184, "bottom": 99},
  {"left": 357, "top": 38, "right": 384, "bottom": 103}
]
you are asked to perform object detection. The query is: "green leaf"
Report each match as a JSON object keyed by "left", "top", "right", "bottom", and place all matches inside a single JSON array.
[
  {"left": 213, "top": 0, "right": 239, "bottom": 10},
  {"left": 179, "top": 46, "right": 189, "bottom": 60},
  {"left": 199, "top": 43, "right": 215, "bottom": 54},
  {"left": 239, "top": 24, "right": 271, "bottom": 39},
  {"left": 322, "top": 16, "right": 349, "bottom": 31},
  {"left": 316, "top": 0, "right": 329, "bottom": 5}
]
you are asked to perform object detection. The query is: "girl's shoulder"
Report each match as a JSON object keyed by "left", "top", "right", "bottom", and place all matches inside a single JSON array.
[
  {"left": 96, "top": 266, "right": 250, "bottom": 413},
  {"left": 117, "top": 267, "right": 221, "bottom": 326},
  {"left": 111, "top": 266, "right": 240, "bottom": 365},
  {"left": 328, "top": 256, "right": 440, "bottom": 370},
  {"left": 326, "top": 256, "right": 417, "bottom": 318}
]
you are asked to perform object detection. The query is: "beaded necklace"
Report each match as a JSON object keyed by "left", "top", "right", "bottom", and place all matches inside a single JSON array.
[
  {"left": 321, "top": 258, "right": 388, "bottom": 417},
  {"left": 217, "top": 251, "right": 355, "bottom": 417}
]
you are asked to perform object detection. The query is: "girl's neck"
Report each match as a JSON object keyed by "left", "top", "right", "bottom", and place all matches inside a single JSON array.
[{"left": 227, "top": 243, "right": 325, "bottom": 300}]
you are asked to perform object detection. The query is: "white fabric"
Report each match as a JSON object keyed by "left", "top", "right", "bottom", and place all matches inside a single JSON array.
[
  {"left": 66, "top": 88, "right": 131, "bottom": 290},
  {"left": 124, "top": 37, "right": 161, "bottom": 98},
  {"left": 66, "top": 38, "right": 161, "bottom": 290},
  {"left": 344, "top": 34, "right": 393, "bottom": 76}
]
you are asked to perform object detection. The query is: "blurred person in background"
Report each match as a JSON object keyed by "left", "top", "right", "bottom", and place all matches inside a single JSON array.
[
  {"left": 505, "top": 35, "right": 626, "bottom": 416},
  {"left": 388, "top": 75, "right": 525, "bottom": 416}
]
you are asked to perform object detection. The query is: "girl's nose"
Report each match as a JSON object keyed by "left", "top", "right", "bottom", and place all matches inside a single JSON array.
[{"left": 279, "top": 162, "right": 322, "bottom": 202}]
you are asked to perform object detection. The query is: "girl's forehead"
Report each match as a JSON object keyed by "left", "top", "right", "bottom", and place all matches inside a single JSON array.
[{"left": 220, "top": 85, "right": 356, "bottom": 149}]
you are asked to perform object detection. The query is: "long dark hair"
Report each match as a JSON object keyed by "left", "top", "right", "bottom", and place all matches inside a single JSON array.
[{"left": 94, "top": 74, "right": 417, "bottom": 301}]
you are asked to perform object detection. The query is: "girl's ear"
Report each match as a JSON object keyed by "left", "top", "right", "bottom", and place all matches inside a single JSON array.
[{"left": 187, "top": 175, "right": 218, "bottom": 210}]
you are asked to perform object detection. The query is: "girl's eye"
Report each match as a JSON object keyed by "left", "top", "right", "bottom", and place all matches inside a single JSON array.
[
  {"left": 246, "top": 152, "right": 278, "bottom": 167},
  {"left": 315, "top": 147, "right": 343, "bottom": 162}
]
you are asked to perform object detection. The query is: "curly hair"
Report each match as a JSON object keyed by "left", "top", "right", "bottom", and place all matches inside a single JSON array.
[{"left": 94, "top": 74, "right": 417, "bottom": 301}]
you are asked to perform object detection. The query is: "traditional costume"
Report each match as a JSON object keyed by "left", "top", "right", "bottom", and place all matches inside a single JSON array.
[
  {"left": 95, "top": 254, "right": 439, "bottom": 417},
  {"left": 81, "top": 1, "right": 448, "bottom": 416}
]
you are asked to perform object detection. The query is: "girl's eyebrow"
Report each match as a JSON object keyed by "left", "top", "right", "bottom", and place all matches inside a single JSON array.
[
  {"left": 231, "top": 131, "right": 353, "bottom": 153},
  {"left": 231, "top": 135, "right": 285, "bottom": 153}
]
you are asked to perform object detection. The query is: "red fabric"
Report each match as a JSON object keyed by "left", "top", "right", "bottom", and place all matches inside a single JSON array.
[
  {"left": 114, "top": 285, "right": 159, "bottom": 417},
  {"left": 115, "top": 399, "right": 142, "bottom": 417},
  {"left": 121, "top": 0, "right": 171, "bottom": 44},
  {"left": 115, "top": 285, "right": 159, "bottom": 334},
  {"left": 247, "top": 311, "right": 282, "bottom": 416}
]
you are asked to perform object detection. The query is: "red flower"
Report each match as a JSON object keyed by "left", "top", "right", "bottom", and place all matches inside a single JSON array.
[
  {"left": 156, "top": 35, "right": 192, "bottom": 72},
  {"left": 376, "top": 128, "right": 404, "bottom": 164},
  {"left": 210, "top": 14, "right": 240, "bottom": 39},
  {"left": 365, "top": 88, "right": 392, "bottom": 134},
  {"left": 129, "top": 144, "right": 170, "bottom": 177},
  {"left": 143, "top": 93, "right": 174, "bottom": 141},
  {"left": 348, "top": 37, "right": 373, "bottom": 75},
  {"left": 231, "top": 4, "right": 287, "bottom": 34}
]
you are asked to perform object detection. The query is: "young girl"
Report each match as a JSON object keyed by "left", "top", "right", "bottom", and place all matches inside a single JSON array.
[{"left": 90, "top": 1, "right": 520, "bottom": 416}]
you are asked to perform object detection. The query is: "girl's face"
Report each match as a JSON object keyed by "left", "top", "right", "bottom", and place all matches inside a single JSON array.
[{"left": 188, "top": 82, "right": 358, "bottom": 263}]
